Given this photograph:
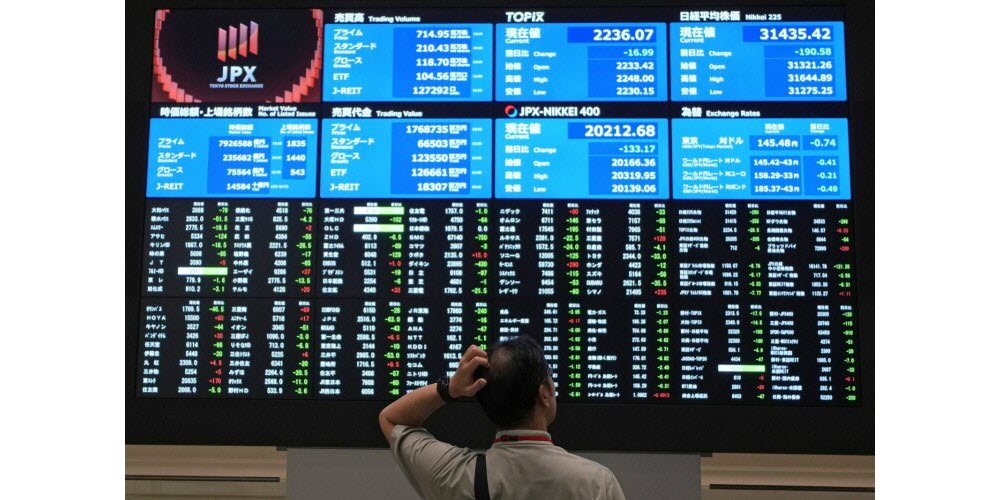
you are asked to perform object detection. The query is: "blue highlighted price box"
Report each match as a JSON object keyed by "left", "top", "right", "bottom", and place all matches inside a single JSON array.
[
  {"left": 496, "top": 119, "right": 669, "bottom": 199},
  {"left": 672, "top": 118, "right": 850, "bottom": 199},
  {"left": 672, "top": 22, "right": 846, "bottom": 101},
  {"left": 325, "top": 24, "right": 492, "bottom": 101},
  {"left": 147, "top": 118, "right": 318, "bottom": 198},
  {"left": 321, "top": 119, "right": 492, "bottom": 198},
  {"left": 497, "top": 23, "right": 667, "bottom": 101}
]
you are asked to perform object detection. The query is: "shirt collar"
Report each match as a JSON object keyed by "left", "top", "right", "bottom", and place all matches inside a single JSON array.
[{"left": 493, "top": 429, "right": 553, "bottom": 444}]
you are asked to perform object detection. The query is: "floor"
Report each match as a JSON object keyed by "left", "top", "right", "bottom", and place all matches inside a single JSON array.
[{"left": 126, "top": 445, "right": 874, "bottom": 499}]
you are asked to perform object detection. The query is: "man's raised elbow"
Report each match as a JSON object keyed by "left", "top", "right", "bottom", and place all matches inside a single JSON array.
[{"left": 378, "top": 409, "right": 394, "bottom": 442}]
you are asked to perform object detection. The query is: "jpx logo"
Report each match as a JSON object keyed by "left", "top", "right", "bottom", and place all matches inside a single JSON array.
[
  {"left": 217, "top": 21, "right": 259, "bottom": 61},
  {"left": 216, "top": 21, "right": 259, "bottom": 83}
]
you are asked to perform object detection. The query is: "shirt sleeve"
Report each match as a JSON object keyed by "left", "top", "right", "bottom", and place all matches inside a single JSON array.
[
  {"left": 389, "top": 424, "right": 476, "bottom": 499},
  {"left": 605, "top": 471, "right": 627, "bottom": 500}
]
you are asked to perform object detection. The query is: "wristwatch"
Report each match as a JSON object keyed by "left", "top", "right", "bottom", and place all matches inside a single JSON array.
[{"left": 437, "top": 376, "right": 456, "bottom": 403}]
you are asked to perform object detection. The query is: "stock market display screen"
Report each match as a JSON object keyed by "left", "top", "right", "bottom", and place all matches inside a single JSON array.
[{"left": 136, "top": 5, "right": 861, "bottom": 408}]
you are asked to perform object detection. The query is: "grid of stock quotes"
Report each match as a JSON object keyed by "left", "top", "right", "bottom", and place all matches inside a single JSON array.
[{"left": 139, "top": 7, "right": 860, "bottom": 405}]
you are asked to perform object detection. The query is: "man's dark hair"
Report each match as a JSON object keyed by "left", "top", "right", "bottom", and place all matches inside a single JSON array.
[{"left": 474, "top": 335, "right": 551, "bottom": 429}]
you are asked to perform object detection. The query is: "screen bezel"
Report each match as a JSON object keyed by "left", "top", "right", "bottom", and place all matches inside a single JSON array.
[{"left": 126, "top": 0, "right": 874, "bottom": 454}]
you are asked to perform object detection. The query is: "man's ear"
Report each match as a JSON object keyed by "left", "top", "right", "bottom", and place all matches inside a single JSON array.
[{"left": 537, "top": 382, "right": 554, "bottom": 408}]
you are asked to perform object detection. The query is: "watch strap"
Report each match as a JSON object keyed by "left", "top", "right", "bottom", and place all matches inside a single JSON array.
[{"left": 437, "top": 376, "right": 456, "bottom": 402}]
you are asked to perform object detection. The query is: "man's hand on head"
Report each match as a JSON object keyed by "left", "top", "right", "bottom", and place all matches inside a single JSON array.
[
  {"left": 449, "top": 345, "right": 490, "bottom": 399},
  {"left": 378, "top": 344, "right": 490, "bottom": 442}
]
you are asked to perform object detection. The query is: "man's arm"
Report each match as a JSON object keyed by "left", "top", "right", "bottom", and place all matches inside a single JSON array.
[
  {"left": 378, "top": 344, "right": 489, "bottom": 441},
  {"left": 605, "top": 472, "right": 626, "bottom": 500}
]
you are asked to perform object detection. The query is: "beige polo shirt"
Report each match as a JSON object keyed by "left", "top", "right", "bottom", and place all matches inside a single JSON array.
[{"left": 389, "top": 425, "right": 625, "bottom": 500}]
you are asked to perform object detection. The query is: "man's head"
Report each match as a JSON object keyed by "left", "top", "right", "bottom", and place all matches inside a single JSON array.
[{"left": 473, "top": 335, "right": 556, "bottom": 430}]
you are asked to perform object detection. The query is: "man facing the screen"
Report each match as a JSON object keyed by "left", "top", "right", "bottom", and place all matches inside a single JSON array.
[{"left": 378, "top": 335, "right": 625, "bottom": 499}]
